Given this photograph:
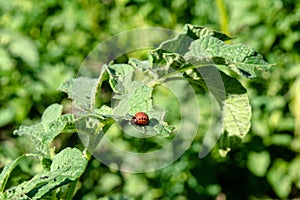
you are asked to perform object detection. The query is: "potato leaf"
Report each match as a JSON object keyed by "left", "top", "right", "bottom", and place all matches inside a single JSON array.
[
  {"left": 4, "top": 148, "right": 87, "bottom": 200},
  {"left": 14, "top": 104, "right": 75, "bottom": 158},
  {"left": 223, "top": 92, "right": 251, "bottom": 138},
  {"left": 183, "top": 24, "right": 233, "bottom": 41},
  {"left": 190, "top": 37, "right": 273, "bottom": 78}
]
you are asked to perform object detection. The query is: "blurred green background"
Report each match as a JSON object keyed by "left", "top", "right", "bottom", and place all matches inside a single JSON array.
[{"left": 1, "top": 0, "right": 300, "bottom": 199}]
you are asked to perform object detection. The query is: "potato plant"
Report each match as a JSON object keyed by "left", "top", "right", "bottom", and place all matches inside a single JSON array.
[{"left": 1, "top": 24, "right": 274, "bottom": 199}]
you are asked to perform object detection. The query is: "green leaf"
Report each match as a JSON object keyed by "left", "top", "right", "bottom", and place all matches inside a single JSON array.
[
  {"left": 152, "top": 123, "right": 175, "bottom": 137},
  {"left": 149, "top": 33, "right": 252, "bottom": 137},
  {"left": 183, "top": 24, "right": 233, "bottom": 41},
  {"left": 0, "top": 155, "right": 25, "bottom": 192},
  {"left": 217, "top": 71, "right": 251, "bottom": 140},
  {"left": 289, "top": 158, "right": 300, "bottom": 189},
  {"left": 16, "top": 113, "right": 74, "bottom": 143},
  {"left": 5, "top": 148, "right": 88, "bottom": 200},
  {"left": 149, "top": 34, "right": 193, "bottom": 65},
  {"left": 0, "top": 192, "right": 6, "bottom": 199},
  {"left": 148, "top": 24, "right": 271, "bottom": 153},
  {"left": 94, "top": 105, "right": 114, "bottom": 120},
  {"left": 115, "top": 80, "right": 175, "bottom": 135},
  {"left": 106, "top": 64, "right": 134, "bottom": 94},
  {"left": 98, "top": 173, "right": 122, "bottom": 193},
  {"left": 96, "top": 63, "right": 175, "bottom": 136},
  {"left": 0, "top": 106, "right": 15, "bottom": 128},
  {"left": 267, "top": 159, "right": 292, "bottom": 199},
  {"left": 14, "top": 123, "right": 47, "bottom": 154},
  {"left": 38, "top": 64, "right": 73, "bottom": 92},
  {"left": 223, "top": 92, "right": 251, "bottom": 138},
  {"left": 8, "top": 36, "right": 39, "bottom": 67},
  {"left": 41, "top": 104, "right": 63, "bottom": 123},
  {"left": 50, "top": 148, "right": 88, "bottom": 178},
  {"left": 269, "top": 134, "right": 293, "bottom": 146},
  {"left": 58, "top": 77, "right": 98, "bottom": 111},
  {"left": 163, "top": 53, "right": 191, "bottom": 69},
  {"left": 113, "top": 81, "right": 153, "bottom": 115},
  {"left": 180, "top": 65, "right": 251, "bottom": 140},
  {"left": 190, "top": 37, "right": 273, "bottom": 78},
  {"left": 14, "top": 104, "right": 75, "bottom": 157},
  {"left": 42, "top": 114, "right": 75, "bottom": 144},
  {"left": 129, "top": 58, "right": 152, "bottom": 72},
  {"left": 247, "top": 151, "right": 271, "bottom": 177},
  {"left": 0, "top": 47, "right": 15, "bottom": 71},
  {"left": 149, "top": 24, "right": 233, "bottom": 67},
  {"left": 5, "top": 172, "right": 61, "bottom": 199},
  {"left": 58, "top": 78, "right": 75, "bottom": 99},
  {"left": 32, "top": 148, "right": 87, "bottom": 199}
]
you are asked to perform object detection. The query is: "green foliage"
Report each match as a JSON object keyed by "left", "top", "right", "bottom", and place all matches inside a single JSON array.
[
  {"left": 247, "top": 151, "right": 271, "bottom": 177},
  {"left": 267, "top": 158, "right": 300, "bottom": 199},
  {"left": 1, "top": 148, "right": 87, "bottom": 200},
  {"left": 14, "top": 104, "right": 75, "bottom": 158},
  {"left": 1, "top": 0, "right": 300, "bottom": 199},
  {"left": 1, "top": 23, "right": 272, "bottom": 199},
  {"left": 190, "top": 37, "right": 273, "bottom": 78}
]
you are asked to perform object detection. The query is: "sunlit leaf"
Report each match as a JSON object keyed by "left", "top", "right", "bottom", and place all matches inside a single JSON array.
[
  {"left": 190, "top": 37, "right": 273, "bottom": 78},
  {"left": 41, "top": 104, "right": 63, "bottom": 123},
  {"left": 224, "top": 93, "right": 251, "bottom": 138},
  {"left": 247, "top": 151, "right": 271, "bottom": 177}
]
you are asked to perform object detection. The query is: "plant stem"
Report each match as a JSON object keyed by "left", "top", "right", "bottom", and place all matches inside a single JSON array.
[
  {"left": 215, "top": 0, "right": 229, "bottom": 35},
  {"left": 51, "top": 189, "right": 57, "bottom": 200},
  {"left": 65, "top": 179, "right": 78, "bottom": 200}
]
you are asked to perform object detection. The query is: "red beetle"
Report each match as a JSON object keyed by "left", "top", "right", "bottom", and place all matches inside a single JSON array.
[{"left": 131, "top": 112, "right": 149, "bottom": 126}]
